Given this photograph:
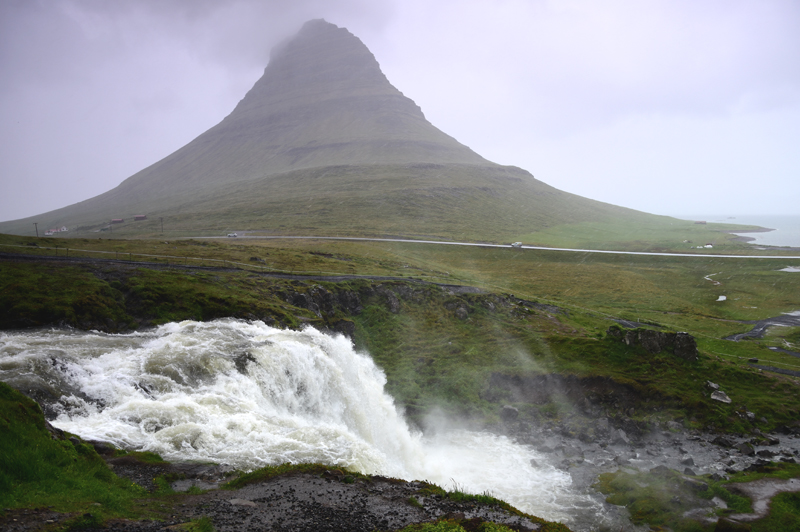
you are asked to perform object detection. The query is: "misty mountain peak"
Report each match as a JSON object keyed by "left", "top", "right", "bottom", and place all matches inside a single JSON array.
[
  {"left": 208, "top": 18, "right": 487, "bottom": 173},
  {"left": 247, "top": 18, "right": 392, "bottom": 111}
]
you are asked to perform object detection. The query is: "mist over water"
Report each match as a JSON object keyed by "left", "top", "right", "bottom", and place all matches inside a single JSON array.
[{"left": 0, "top": 320, "right": 605, "bottom": 526}]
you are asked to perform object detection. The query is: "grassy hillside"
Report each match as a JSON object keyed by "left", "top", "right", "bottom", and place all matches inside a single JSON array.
[
  {"left": 2, "top": 233, "right": 799, "bottom": 434},
  {"left": 0, "top": 162, "right": 767, "bottom": 249}
]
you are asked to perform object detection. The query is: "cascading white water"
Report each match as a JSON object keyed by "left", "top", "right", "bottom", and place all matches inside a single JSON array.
[{"left": 0, "top": 319, "right": 604, "bottom": 525}]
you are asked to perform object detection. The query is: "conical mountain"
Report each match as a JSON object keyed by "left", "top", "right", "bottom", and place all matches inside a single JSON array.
[
  {"left": 0, "top": 19, "right": 660, "bottom": 242},
  {"left": 117, "top": 18, "right": 490, "bottom": 198}
]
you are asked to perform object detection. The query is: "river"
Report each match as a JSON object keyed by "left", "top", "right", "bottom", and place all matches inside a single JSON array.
[{"left": 0, "top": 319, "right": 610, "bottom": 530}]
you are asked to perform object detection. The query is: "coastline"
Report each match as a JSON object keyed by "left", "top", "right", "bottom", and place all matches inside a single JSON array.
[{"left": 674, "top": 214, "right": 800, "bottom": 249}]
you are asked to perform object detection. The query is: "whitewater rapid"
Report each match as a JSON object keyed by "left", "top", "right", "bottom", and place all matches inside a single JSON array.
[{"left": 0, "top": 319, "right": 603, "bottom": 525}]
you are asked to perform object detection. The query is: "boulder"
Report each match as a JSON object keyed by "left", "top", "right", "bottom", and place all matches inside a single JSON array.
[
  {"left": 639, "top": 329, "right": 668, "bottom": 354},
  {"left": 500, "top": 405, "right": 519, "bottom": 422},
  {"left": 680, "top": 476, "right": 709, "bottom": 492},
  {"left": 650, "top": 465, "right": 672, "bottom": 475},
  {"left": 612, "top": 428, "right": 630, "bottom": 445},
  {"left": 712, "top": 435, "right": 735, "bottom": 448},
  {"left": 674, "top": 332, "right": 698, "bottom": 361},
  {"left": 711, "top": 390, "right": 732, "bottom": 404},
  {"left": 737, "top": 442, "right": 755, "bottom": 456}
]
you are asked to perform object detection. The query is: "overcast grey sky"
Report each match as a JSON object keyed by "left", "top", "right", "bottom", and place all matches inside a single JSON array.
[{"left": 1, "top": 0, "right": 799, "bottom": 222}]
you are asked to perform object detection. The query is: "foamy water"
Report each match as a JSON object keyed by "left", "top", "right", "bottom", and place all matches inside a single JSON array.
[{"left": 0, "top": 320, "right": 604, "bottom": 525}]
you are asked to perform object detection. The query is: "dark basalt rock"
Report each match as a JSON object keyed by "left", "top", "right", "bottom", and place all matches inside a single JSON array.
[
  {"left": 286, "top": 287, "right": 363, "bottom": 317},
  {"left": 607, "top": 326, "right": 698, "bottom": 361},
  {"left": 500, "top": 405, "right": 519, "bottom": 421}
]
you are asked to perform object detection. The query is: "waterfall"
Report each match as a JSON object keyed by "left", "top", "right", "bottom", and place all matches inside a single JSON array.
[{"left": 0, "top": 319, "right": 604, "bottom": 525}]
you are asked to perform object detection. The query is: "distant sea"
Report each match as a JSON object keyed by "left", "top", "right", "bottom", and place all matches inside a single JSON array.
[{"left": 673, "top": 214, "right": 800, "bottom": 248}]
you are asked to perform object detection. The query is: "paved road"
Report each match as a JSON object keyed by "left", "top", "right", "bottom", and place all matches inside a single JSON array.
[{"left": 212, "top": 234, "right": 800, "bottom": 260}]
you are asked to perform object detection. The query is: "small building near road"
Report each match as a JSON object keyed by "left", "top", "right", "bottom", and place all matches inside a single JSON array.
[
  {"left": 134, "top": 215, "right": 147, "bottom": 221},
  {"left": 111, "top": 218, "right": 124, "bottom": 224}
]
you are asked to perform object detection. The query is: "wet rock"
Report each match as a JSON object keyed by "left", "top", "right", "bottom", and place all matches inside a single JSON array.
[
  {"left": 88, "top": 440, "right": 116, "bottom": 456},
  {"left": 711, "top": 391, "right": 732, "bottom": 404},
  {"left": 755, "top": 449, "right": 775, "bottom": 458},
  {"left": 613, "top": 455, "right": 630, "bottom": 466},
  {"left": 288, "top": 291, "right": 321, "bottom": 317},
  {"left": 562, "top": 445, "right": 583, "bottom": 459},
  {"left": 327, "top": 319, "right": 356, "bottom": 339},
  {"left": 681, "top": 456, "right": 695, "bottom": 466},
  {"left": 706, "top": 381, "right": 720, "bottom": 391},
  {"left": 744, "top": 458, "right": 772, "bottom": 472},
  {"left": 666, "top": 420, "right": 683, "bottom": 432},
  {"left": 500, "top": 405, "right": 519, "bottom": 422},
  {"left": 44, "top": 419, "right": 65, "bottom": 439},
  {"left": 233, "top": 352, "right": 257, "bottom": 374},
  {"left": 712, "top": 436, "right": 735, "bottom": 448},
  {"left": 680, "top": 476, "right": 709, "bottom": 492},
  {"left": 612, "top": 429, "right": 630, "bottom": 445},
  {"left": 595, "top": 417, "right": 610, "bottom": 436},
  {"left": 737, "top": 442, "right": 755, "bottom": 456}
]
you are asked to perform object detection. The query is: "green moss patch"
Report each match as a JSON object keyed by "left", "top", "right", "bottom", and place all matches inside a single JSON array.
[{"left": 0, "top": 382, "right": 148, "bottom": 518}]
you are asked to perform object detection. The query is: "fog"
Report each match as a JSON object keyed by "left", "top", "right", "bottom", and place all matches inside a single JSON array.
[{"left": 1, "top": 0, "right": 799, "bottom": 222}]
